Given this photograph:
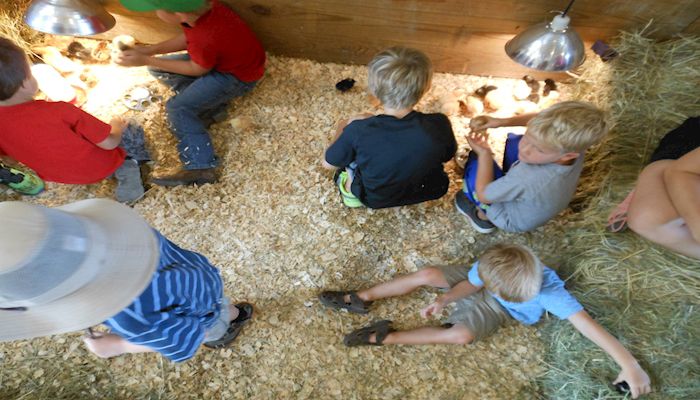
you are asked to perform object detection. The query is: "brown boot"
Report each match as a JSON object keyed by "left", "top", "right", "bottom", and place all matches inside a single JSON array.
[{"left": 151, "top": 168, "right": 218, "bottom": 187}]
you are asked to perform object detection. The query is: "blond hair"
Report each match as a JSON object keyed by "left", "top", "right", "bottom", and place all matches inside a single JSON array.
[
  {"left": 478, "top": 244, "right": 543, "bottom": 303},
  {"left": 367, "top": 47, "right": 432, "bottom": 109},
  {"left": 526, "top": 101, "right": 608, "bottom": 153}
]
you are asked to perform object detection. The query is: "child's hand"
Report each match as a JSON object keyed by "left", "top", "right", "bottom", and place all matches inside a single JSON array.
[
  {"left": 420, "top": 299, "right": 445, "bottom": 318},
  {"left": 114, "top": 49, "right": 149, "bottom": 67},
  {"left": 465, "top": 130, "right": 493, "bottom": 157},
  {"left": 614, "top": 365, "right": 652, "bottom": 398},
  {"left": 469, "top": 115, "right": 500, "bottom": 131},
  {"left": 109, "top": 117, "right": 128, "bottom": 134}
]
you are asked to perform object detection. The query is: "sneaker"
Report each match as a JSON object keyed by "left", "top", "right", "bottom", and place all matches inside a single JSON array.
[
  {"left": 336, "top": 171, "right": 363, "bottom": 208},
  {"left": 114, "top": 159, "right": 145, "bottom": 203},
  {"left": 454, "top": 191, "right": 496, "bottom": 234},
  {"left": 0, "top": 162, "right": 44, "bottom": 195},
  {"left": 151, "top": 168, "right": 218, "bottom": 187}
]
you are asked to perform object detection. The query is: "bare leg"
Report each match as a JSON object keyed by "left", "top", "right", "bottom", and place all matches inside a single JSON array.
[
  {"left": 355, "top": 267, "right": 450, "bottom": 302},
  {"left": 370, "top": 324, "right": 474, "bottom": 345},
  {"left": 627, "top": 161, "right": 700, "bottom": 258}
]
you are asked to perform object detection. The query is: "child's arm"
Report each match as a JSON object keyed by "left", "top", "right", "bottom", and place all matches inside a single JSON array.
[
  {"left": 322, "top": 113, "right": 373, "bottom": 169},
  {"left": 466, "top": 130, "right": 496, "bottom": 203},
  {"left": 421, "top": 279, "right": 481, "bottom": 318},
  {"left": 117, "top": 50, "right": 210, "bottom": 77},
  {"left": 134, "top": 34, "right": 187, "bottom": 56},
  {"left": 470, "top": 114, "right": 537, "bottom": 130},
  {"left": 95, "top": 117, "right": 127, "bottom": 150},
  {"left": 568, "top": 310, "right": 652, "bottom": 398},
  {"left": 663, "top": 147, "right": 700, "bottom": 242}
]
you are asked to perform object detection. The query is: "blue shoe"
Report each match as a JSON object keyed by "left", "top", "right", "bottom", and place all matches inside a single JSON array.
[{"left": 454, "top": 191, "right": 496, "bottom": 234}]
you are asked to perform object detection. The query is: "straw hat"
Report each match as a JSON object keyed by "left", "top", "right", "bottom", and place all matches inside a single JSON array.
[{"left": 0, "top": 199, "right": 159, "bottom": 341}]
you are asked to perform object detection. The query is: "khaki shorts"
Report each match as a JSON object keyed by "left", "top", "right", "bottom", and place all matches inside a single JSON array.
[{"left": 436, "top": 265, "right": 511, "bottom": 342}]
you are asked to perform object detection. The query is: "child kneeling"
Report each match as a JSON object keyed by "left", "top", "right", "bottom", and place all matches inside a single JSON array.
[{"left": 319, "top": 244, "right": 651, "bottom": 399}]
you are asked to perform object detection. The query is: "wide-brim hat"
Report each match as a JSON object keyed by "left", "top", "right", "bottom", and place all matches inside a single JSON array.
[
  {"left": 119, "top": 0, "right": 206, "bottom": 12},
  {"left": 0, "top": 199, "right": 159, "bottom": 341}
]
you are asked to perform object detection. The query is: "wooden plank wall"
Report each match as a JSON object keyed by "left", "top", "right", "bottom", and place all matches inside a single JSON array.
[{"left": 98, "top": 0, "right": 700, "bottom": 78}]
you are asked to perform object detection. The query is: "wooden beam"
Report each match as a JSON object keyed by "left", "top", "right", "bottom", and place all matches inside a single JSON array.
[{"left": 96, "top": 0, "right": 700, "bottom": 77}]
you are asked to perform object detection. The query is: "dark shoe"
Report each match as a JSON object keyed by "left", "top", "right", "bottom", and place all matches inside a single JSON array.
[
  {"left": 319, "top": 291, "right": 372, "bottom": 314},
  {"left": 343, "top": 320, "right": 394, "bottom": 347},
  {"left": 203, "top": 302, "right": 254, "bottom": 349},
  {"left": 151, "top": 168, "right": 218, "bottom": 187},
  {"left": 454, "top": 191, "right": 496, "bottom": 234}
]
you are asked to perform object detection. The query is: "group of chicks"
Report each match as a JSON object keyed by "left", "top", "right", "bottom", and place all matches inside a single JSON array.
[
  {"left": 439, "top": 75, "right": 559, "bottom": 118},
  {"left": 28, "top": 35, "right": 138, "bottom": 106}
]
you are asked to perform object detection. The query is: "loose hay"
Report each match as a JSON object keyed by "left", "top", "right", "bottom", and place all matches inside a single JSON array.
[
  {"left": 0, "top": 51, "right": 567, "bottom": 399},
  {"left": 542, "top": 31, "right": 700, "bottom": 399},
  {"left": 1, "top": 3, "right": 697, "bottom": 399}
]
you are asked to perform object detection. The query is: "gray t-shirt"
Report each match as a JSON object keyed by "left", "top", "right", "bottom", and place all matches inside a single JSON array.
[{"left": 484, "top": 157, "right": 584, "bottom": 232}]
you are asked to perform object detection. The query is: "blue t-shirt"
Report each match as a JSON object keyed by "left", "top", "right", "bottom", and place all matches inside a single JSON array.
[
  {"left": 467, "top": 262, "right": 583, "bottom": 325},
  {"left": 104, "top": 230, "right": 224, "bottom": 362}
]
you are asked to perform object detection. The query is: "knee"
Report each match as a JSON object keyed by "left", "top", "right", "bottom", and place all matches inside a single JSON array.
[
  {"left": 449, "top": 326, "right": 474, "bottom": 345},
  {"left": 415, "top": 267, "right": 446, "bottom": 286},
  {"left": 627, "top": 207, "right": 660, "bottom": 238}
]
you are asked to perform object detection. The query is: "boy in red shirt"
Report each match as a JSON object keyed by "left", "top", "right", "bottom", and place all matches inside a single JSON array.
[
  {"left": 0, "top": 37, "right": 150, "bottom": 203},
  {"left": 117, "top": 0, "right": 266, "bottom": 186}
]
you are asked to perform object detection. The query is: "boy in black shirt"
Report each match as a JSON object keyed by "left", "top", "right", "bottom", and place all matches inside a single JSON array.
[{"left": 323, "top": 47, "right": 457, "bottom": 209}]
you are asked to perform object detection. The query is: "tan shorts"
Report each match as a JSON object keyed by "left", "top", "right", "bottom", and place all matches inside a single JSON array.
[{"left": 436, "top": 265, "right": 511, "bottom": 342}]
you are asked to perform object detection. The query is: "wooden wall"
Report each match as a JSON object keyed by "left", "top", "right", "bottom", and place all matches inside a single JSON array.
[{"left": 101, "top": 0, "right": 700, "bottom": 78}]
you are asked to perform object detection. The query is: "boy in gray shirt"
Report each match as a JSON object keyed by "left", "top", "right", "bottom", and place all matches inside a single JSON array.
[{"left": 455, "top": 101, "right": 608, "bottom": 233}]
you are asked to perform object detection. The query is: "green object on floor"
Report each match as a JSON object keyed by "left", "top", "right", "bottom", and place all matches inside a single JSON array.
[
  {"left": 0, "top": 162, "right": 44, "bottom": 195},
  {"left": 337, "top": 171, "right": 363, "bottom": 208}
]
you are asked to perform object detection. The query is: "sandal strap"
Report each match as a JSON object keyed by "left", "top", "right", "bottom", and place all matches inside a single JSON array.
[
  {"left": 347, "top": 292, "right": 371, "bottom": 311},
  {"left": 344, "top": 320, "right": 393, "bottom": 346},
  {"left": 373, "top": 320, "right": 394, "bottom": 345}
]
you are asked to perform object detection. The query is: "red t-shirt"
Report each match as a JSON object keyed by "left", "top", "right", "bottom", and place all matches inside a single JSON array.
[
  {"left": 0, "top": 100, "right": 125, "bottom": 184},
  {"left": 184, "top": 0, "right": 266, "bottom": 82}
]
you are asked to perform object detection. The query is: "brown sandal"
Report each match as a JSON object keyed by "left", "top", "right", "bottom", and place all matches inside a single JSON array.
[
  {"left": 319, "top": 291, "right": 372, "bottom": 314},
  {"left": 343, "top": 320, "right": 394, "bottom": 347}
]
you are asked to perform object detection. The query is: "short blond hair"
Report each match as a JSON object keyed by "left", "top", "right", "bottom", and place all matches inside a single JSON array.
[
  {"left": 527, "top": 101, "right": 608, "bottom": 153},
  {"left": 367, "top": 47, "right": 432, "bottom": 109},
  {"left": 478, "top": 244, "right": 543, "bottom": 303}
]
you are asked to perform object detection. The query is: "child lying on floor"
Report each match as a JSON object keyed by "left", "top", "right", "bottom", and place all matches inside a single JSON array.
[{"left": 320, "top": 243, "right": 652, "bottom": 399}]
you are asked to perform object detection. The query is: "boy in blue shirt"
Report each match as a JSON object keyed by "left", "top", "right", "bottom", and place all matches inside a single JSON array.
[{"left": 319, "top": 244, "right": 652, "bottom": 399}]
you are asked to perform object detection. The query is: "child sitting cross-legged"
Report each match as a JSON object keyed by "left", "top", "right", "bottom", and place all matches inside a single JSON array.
[
  {"left": 323, "top": 46, "right": 457, "bottom": 209},
  {"left": 319, "top": 244, "right": 652, "bottom": 399}
]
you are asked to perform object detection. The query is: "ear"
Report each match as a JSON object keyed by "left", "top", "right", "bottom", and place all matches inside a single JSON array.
[{"left": 557, "top": 152, "right": 581, "bottom": 163}]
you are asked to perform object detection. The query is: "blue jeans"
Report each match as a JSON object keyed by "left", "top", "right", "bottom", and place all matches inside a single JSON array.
[
  {"left": 120, "top": 122, "right": 150, "bottom": 161},
  {"left": 463, "top": 133, "right": 523, "bottom": 209},
  {"left": 149, "top": 54, "right": 257, "bottom": 170}
]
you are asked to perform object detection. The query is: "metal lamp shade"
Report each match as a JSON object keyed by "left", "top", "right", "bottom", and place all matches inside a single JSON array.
[
  {"left": 505, "top": 15, "right": 585, "bottom": 71},
  {"left": 24, "top": 0, "right": 116, "bottom": 36}
]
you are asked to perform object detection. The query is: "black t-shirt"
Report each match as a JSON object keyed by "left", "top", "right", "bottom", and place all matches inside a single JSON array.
[{"left": 325, "top": 111, "right": 457, "bottom": 208}]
